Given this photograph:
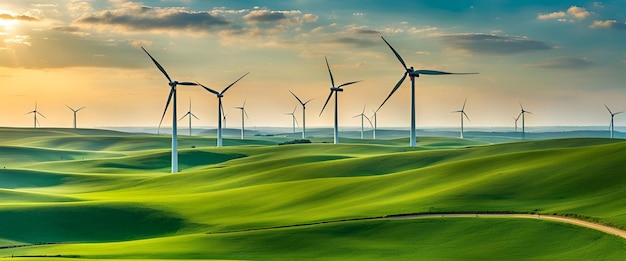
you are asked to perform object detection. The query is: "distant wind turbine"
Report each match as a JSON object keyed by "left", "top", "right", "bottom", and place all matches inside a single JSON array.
[
  {"left": 512, "top": 114, "right": 521, "bottom": 133},
  {"left": 519, "top": 102, "right": 531, "bottom": 139},
  {"left": 605, "top": 104, "right": 623, "bottom": 139},
  {"left": 197, "top": 73, "right": 248, "bottom": 147},
  {"left": 377, "top": 36, "right": 478, "bottom": 147},
  {"left": 289, "top": 90, "right": 313, "bottom": 139},
  {"left": 179, "top": 98, "right": 199, "bottom": 136},
  {"left": 285, "top": 105, "right": 299, "bottom": 134},
  {"left": 319, "top": 57, "right": 361, "bottom": 144},
  {"left": 235, "top": 100, "right": 249, "bottom": 140},
  {"left": 353, "top": 105, "right": 372, "bottom": 139},
  {"left": 65, "top": 105, "right": 85, "bottom": 129},
  {"left": 452, "top": 98, "right": 470, "bottom": 139},
  {"left": 141, "top": 46, "right": 198, "bottom": 173},
  {"left": 26, "top": 102, "right": 45, "bottom": 128}
]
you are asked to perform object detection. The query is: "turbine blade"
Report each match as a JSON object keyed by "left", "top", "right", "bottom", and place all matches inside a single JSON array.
[
  {"left": 337, "top": 80, "right": 361, "bottom": 88},
  {"left": 604, "top": 104, "right": 613, "bottom": 114},
  {"left": 65, "top": 104, "right": 74, "bottom": 111},
  {"left": 319, "top": 91, "right": 334, "bottom": 116},
  {"left": 159, "top": 87, "right": 175, "bottom": 128},
  {"left": 179, "top": 113, "right": 189, "bottom": 121},
  {"left": 221, "top": 72, "right": 249, "bottom": 95},
  {"left": 519, "top": 102, "right": 524, "bottom": 111},
  {"left": 463, "top": 112, "right": 470, "bottom": 121},
  {"left": 462, "top": 98, "right": 467, "bottom": 110},
  {"left": 244, "top": 109, "right": 249, "bottom": 119},
  {"left": 289, "top": 90, "right": 304, "bottom": 105},
  {"left": 325, "top": 57, "right": 335, "bottom": 87},
  {"left": 77, "top": 106, "right": 86, "bottom": 112},
  {"left": 178, "top": 82, "right": 198, "bottom": 86},
  {"left": 353, "top": 114, "right": 360, "bottom": 118},
  {"left": 303, "top": 99, "right": 313, "bottom": 105},
  {"left": 141, "top": 46, "right": 172, "bottom": 83},
  {"left": 293, "top": 115, "right": 299, "bottom": 127},
  {"left": 364, "top": 115, "right": 373, "bottom": 128},
  {"left": 381, "top": 36, "right": 407, "bottom": 70},
  {"left": 415, "top": 70, "right": 479, "bottom": 75},
  {"left": 377, "top": 73, "right": 407, "bottom": 111},
  {"left": 37, "top": 112, "right": 46, "bottom": 118},
  {"left": 616, "top": 111, "right": 624, "bottom": 115},
  {"left": 293, "top": 105, "right": 297, "bottom": 114},
  {"left": 242, "top": 99, "right": 246, "bottom": 108},
  {"left": 36, "top": 118, "right": 40, "bottom": 127},
  {"left": 191, "top": 113, "right": 200, "bottom": 120},
  {"left": 197, "top": 82, "right": 220, "bottom": 96}
]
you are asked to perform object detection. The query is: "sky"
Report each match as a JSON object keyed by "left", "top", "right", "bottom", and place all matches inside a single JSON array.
[{"left": 1, "top": 0, "right": 625, "bottom": 130}]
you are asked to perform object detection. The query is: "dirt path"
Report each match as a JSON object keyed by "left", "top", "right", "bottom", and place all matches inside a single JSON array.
[{"left": 387, "top": 213, "right": 626, "bottom": 239}]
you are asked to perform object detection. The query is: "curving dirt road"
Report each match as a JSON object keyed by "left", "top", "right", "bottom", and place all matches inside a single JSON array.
[{"left": 387, "top": 213, "right": 626, "bottom": 239}]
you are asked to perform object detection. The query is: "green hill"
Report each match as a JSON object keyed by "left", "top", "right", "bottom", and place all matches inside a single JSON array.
[{"left": 0, "top": 128, "right": 625, "bottom": 260}]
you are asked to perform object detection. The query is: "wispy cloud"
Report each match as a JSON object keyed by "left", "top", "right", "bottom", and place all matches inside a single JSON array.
[
  {"left": 438, "top": 33, "right": 552, "bottom": 55},
  {"left": 537, "top": 6, "right": 590, "bottom": 21},
  {"left": 590, "top": 19, "right": 626, "bottom": 29},
  {"left": 537, "top": 11, "right": 566, "bottom": 20},
  {"left": 0, "top": 13, "right": 40, "bottom": 21},
  {"left": 531, "top": 56, "right": 595, "bottom": 70}
]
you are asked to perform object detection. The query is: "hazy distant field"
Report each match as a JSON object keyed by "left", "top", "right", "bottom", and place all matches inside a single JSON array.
[{"left": 1, "top": 127, "right": 626, "bottom": 260}]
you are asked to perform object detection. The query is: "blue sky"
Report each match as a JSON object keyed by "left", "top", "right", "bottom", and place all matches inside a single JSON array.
[{"left": 0, "top": 0, "right": 625, "bottom": 129}]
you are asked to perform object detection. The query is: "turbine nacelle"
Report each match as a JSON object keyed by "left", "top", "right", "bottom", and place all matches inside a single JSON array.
[{"left": 331, "top": 87, "right": 344, "bottom": 92}]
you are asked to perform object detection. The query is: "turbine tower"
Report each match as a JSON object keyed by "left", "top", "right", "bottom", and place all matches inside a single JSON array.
[
  {"left": 371, "top": 109, "right": 379, "bottom": 140},
  {"left": 519, "top": 102, "right": 531, "bottom": 139},
  {"left": 285, "top": 106, "right": 298, "bottom": 134},
  {"left": 353, "top": 105, "right": 371, "bottom": 139},
  {"left": 377, "top": 36, "right": 477, "bottom": 147},
  {"left": 512, "top": 114, "right": 521, "bottom": 132},
  {"left": 66, "top": 105, "right": 85, "bottom": 129},
  {"left": 235, "top": 100, "right": 249, "bottom": 140},
  {"left": 26, "top": 102, "right": 45, "bottom": 128},
  {"left": 141, "top": 46, "right": 198, "bottom": 173},
  {"left": 453, "top": 98, "right": 470, "bottom": 139},
  {"left": 197, "top": 73, "right": 248, "bottom": 147},
  {"left": 179, "top": 99, "right": 199, "bottom": 136},
  {"left": 319, "top": 57, "right": 360, "bottom": 144},
  {"left": 289, "top": 90, "right": 312, "bottom": 139},
  {"left": 605, "top": 104, "right": 623, "bottom": 139}
]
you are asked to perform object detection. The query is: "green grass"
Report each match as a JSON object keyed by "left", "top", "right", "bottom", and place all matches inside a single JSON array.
[{"left": 0, "top": 127, "right": 625, "bottom": 259}]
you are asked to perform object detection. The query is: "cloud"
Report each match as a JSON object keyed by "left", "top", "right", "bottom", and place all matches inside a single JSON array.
[
  {"left": 537, "top": 11, "right": 566, "bottom": 20},
  {"left": 438, "top": 33, "right": 552, "bottom": 55},
  {"left": 590, "top": 20, "right": 626, "bottom": 29},
  {"left": 0, "top": 13, "right": 40, "bottom": 22},
  {"left": 243, "top": 9, "right": 317, "bottom": 25},
  {"left": 328, "top": 37, "right": 377, "bottom": 48},
  {"left": 52, "top": 26, "right": 81, "bottom": 32},
  {"left": 531, "top": 56, "right": 595, "bottom": 70},
  {"left": 567, "top": 6, "right": 590, "bottom": 19},
  {"left": 345, "top": 25, "right": 379, "bottom": 35},
  {"left": 75, "top": 5, "right": 231, "bottom": 34},
  {"left": 537, "top": 6, "right": 590, "bottom": 21}
]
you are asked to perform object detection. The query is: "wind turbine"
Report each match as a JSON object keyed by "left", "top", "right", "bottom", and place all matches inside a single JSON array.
[
  {"left": 26, "top": 102, "right": 45, "bottom": 128},
  {"left": 141, "top": 46, "right": 198, "bottom": 173},
  {"left": 512, "top": 114, "right": 521, "bottom": 133},
  {"left": 235, "top": 100, "right": 249, "bottom": 140},
  {"left": 353, "top": 105, "right": 372, "bottom": 139},
  {"left": 197, "top": 73, "right": 248, "bottom": 147},
  {"left": 377, "top": 36, "right": 478, "bottom": 147},
  {"left": 179, "top": 99, "right": 199, "bottom": 136},
  {"left": 605, "top": 104, "right": 623, "bottom": 139},
  {"left": 65, "top": 105, "right": 85, "bottom": 129},
  {"left": 519, "top": 102, "right": 531, "bottom": 139},
  {"left": 285, "top": 106, "right": 299, "bottom": 134},
  {"left": 223, "top": 113, "right": 228, "bottom": 129},
  {"left": 319, "top": 57, "right": 361, "bottom": 144},
  {"left": 289, "top": 90, "right": 313, "bottom": 139},
  {"left": 452, "top": 98, "right": 470, "bottom": 139}
]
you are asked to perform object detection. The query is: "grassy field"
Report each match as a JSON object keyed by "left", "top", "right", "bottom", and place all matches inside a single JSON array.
[{"left": 1, "top": 127, "right": 625, "bottom": 260}]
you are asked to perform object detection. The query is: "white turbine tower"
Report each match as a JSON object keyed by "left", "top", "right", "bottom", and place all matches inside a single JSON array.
[
  {"left": 319, "top": 57, "right": 360, "bottom": 144},
  {"left": 66, "top": 105, "right": 85, "bottom": 129},
  {"left": 519, "top": 102, "right": 531, "bottom": 139},
  {"left": 512, "top": 114, "right": 521, "bottom": 133},
  {"left": 377, "top": 36, "right": 478, "bottom": 147},
  {"left": 605, "top": 104, "right": 623, "bottom": 139},
  {"left": 179, "top": 99, "right": 199, "bottom": 136},
  {"left": 289, "top": 90, "right": 313, "bottom": 139},
  {"left": 353, "top": 105, "right": 372, "bottom": 139},
  {"left": 285, "top": 106, "right": 298, "bottom": 134},
  {"left": 197, "top": 73, "right": 248, "bottom": 147},
  {"left": 371, "top": 109, "right": 379, "bottom": 140},
  {"left": 453, "top": 98, "right": 470, "bottom": 139},
  {"left": 235, "top": 100, "right": 249, "bottom": 140},
  {"left": 141, "top": 46, "right": 198, "bottom": 174},
  {"left": 26, "top": 102, "right": 45, "bottom": 128}
]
